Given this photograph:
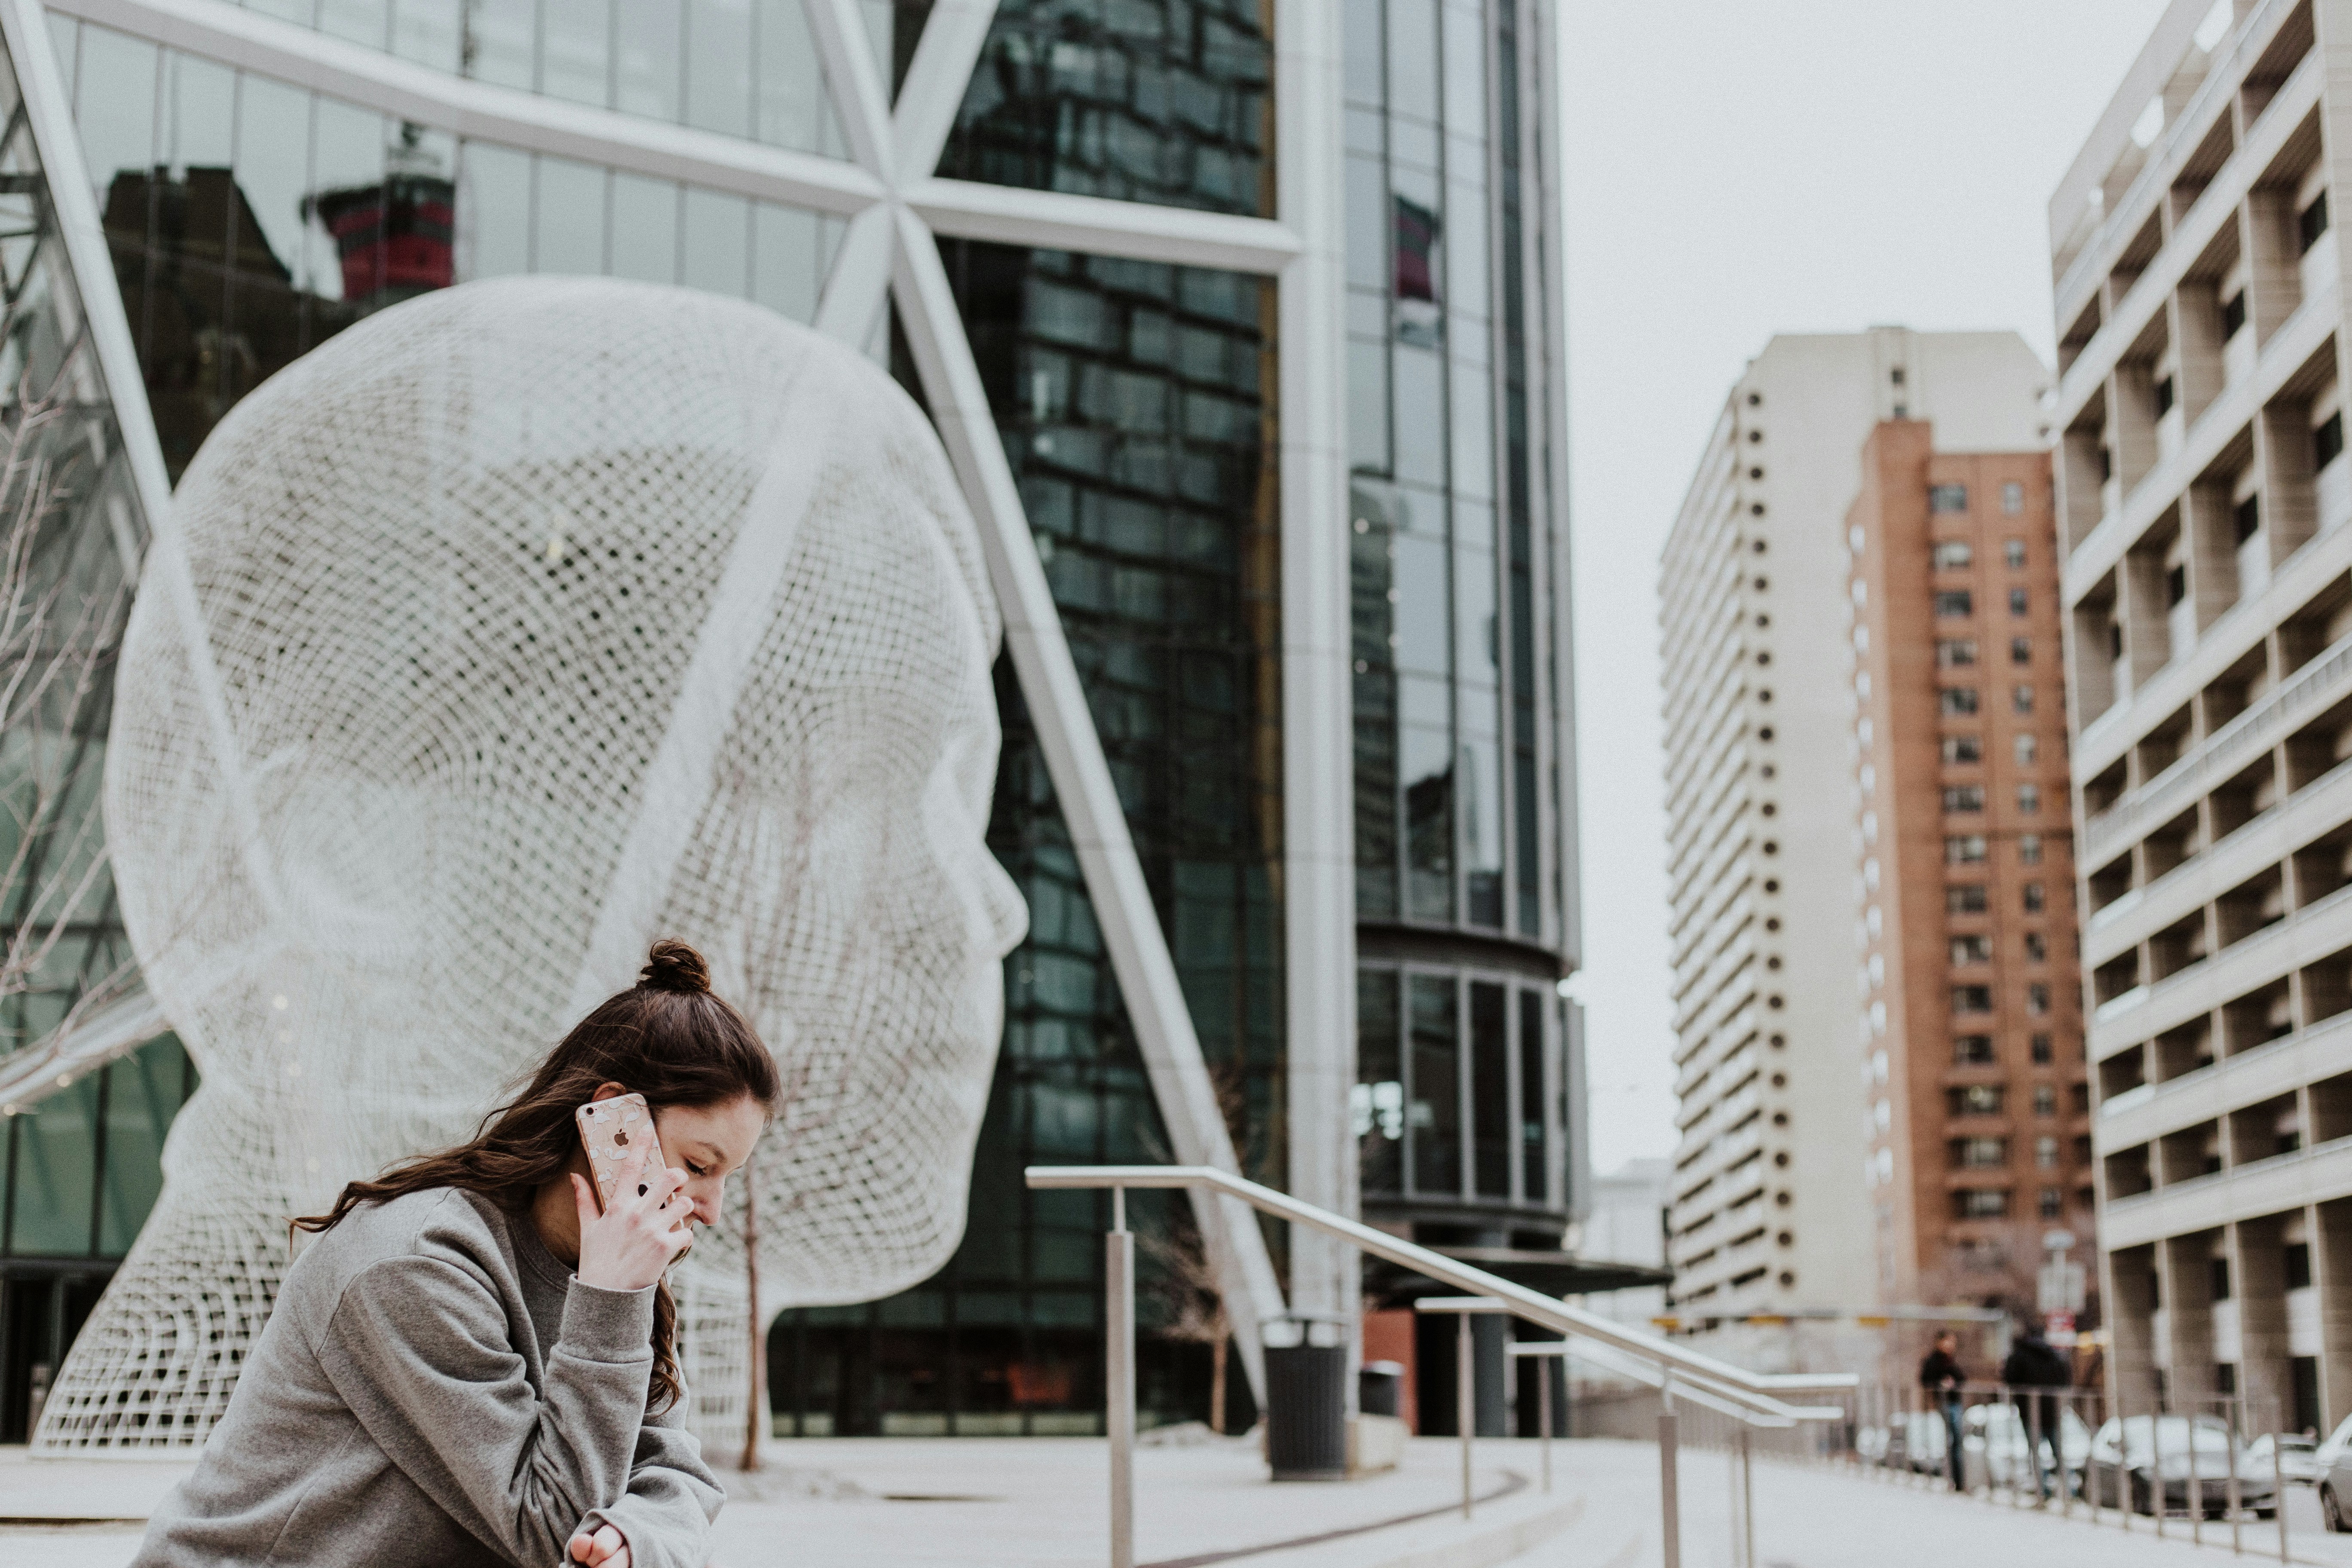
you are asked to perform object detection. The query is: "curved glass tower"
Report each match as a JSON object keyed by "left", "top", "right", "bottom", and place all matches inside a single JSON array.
[{"left": 0, "top": 0, "right": 1573, "bottom": 1442}]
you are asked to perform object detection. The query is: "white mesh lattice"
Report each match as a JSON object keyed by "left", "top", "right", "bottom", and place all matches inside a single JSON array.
[{"left": 37, "top": 276, "right": 1025, "bottom": 1450}]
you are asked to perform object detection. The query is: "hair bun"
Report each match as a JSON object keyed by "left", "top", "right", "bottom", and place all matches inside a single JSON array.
[{"left": 639, "top": 938, "right": 711, "bottom": 995}]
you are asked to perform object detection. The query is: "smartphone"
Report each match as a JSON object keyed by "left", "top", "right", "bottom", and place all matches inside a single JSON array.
[{"left": 576, "top": 1093, "right": 668, "bottom": 1214}]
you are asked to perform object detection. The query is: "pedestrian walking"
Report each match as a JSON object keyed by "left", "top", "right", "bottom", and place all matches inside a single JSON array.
[
  {"left": 130, "top": 939, "right": 775, "bottom": 1568},
  {"left": 2002, "top": 1318, "right": 2073, "bottom": 1504},
  {"left": 1920, "top": 1331, "right": 1969, "bottom": 1492}
]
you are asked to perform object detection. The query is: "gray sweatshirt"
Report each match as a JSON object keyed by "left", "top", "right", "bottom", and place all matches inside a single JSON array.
[{"left": 132, "top": 1185, "right": 723, "bottom": 1568}]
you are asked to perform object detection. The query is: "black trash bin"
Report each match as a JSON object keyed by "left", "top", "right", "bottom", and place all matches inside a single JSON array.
[
  {"left": 1358, "top": 1360, "right": 1404, "bottom": 1418},
  {"left": 1264, "top": 1333, "right": 1348, "bottom": 1481}
]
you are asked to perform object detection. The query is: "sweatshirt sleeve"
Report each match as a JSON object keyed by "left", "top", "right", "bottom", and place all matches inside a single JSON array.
[
  {"left": 312, "top": 1253, "right": 677, "bottom": 1567},
  {"left": 577, "top": 1396, "right": 726, "bottom": 1568}
]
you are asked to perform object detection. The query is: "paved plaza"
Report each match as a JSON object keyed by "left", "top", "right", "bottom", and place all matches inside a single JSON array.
[{"left": 13, "top": 1433, "right": 2352, "bottom": 1568}]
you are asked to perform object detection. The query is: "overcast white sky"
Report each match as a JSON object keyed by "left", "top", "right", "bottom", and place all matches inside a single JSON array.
[{"left": 1557, "top": 0, "right": 2181, "bottom": 1176}]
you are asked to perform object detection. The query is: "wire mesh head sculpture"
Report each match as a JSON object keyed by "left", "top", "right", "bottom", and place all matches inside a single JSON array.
[{"left": 38, "top": 277, "right": 1026, "bottom": 1448}]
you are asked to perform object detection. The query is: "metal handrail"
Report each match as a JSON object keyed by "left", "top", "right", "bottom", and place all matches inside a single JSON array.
[{"left": 1027, "top": 1163, "right": 1855, "bottom": 1409}]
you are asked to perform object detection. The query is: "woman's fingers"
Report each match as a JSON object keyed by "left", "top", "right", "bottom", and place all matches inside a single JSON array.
[
  {"left": 570, "top": 1172, "right": 598, "bottom": 1224},
  {"left": 567, "top": 1529, "right": 596, "bottom": 1562},
  {"left": 589, "top": 1524, "right": 628, "bottom": 1565}
]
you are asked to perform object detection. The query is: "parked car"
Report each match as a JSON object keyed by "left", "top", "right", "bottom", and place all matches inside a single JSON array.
[
  {"left": 1970, "top": 1402, "right": 2092, "bottom": 1490},
  {"left": 2308, "top": 1415, "right": 2352, "bottom": 1528},
  {"left": 2086, "top": 1415, "right": 2278, "bottom": 1518},
  {"left": 2250, "top": 1432, "right": 2321, "bottom": 1486}
]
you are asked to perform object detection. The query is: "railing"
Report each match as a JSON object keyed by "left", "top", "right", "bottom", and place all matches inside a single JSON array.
[
  {"left": 1026, "top": 1164, "right": 1851, "bottom": 1568},
  {"left": 1842, "top": 1377, "right": 2299, "bottom": 1563}
]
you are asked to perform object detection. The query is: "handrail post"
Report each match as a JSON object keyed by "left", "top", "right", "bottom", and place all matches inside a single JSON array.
[
  {"left": 1660, "top": 1367, "right": 1681, "bottom": 1568},
  {"left": 2224, "top": 1397, "right": 2241, "bottom": 1556},
  {"left": 2278, "top": 1428, "right": 2292, "bottom": 1563},
  {"left": 1538, "top": 1348, "right": 1553, "bottom": 1494},
  {"left": 1738, "top": 1423, "right": 1755, "bottom": 1568},
  {"left": 1457, "top": 1312, "right": 1474, "bottom": 1521},
  {"left": 1107, "top": 1185, "right": 1135, "bottom": 1568}
]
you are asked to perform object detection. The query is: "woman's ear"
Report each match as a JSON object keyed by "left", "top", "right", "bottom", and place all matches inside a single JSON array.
[{"left": 589, "top": 1080, "right": 628, "bottom": 1102}]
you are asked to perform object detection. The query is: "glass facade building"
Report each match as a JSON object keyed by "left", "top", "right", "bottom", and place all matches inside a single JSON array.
[{"left": 0, "top": 0, "right": 1575, "bottom": 1441}]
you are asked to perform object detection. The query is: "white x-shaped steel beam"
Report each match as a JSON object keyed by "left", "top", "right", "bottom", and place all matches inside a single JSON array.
[{"left": 795, "top": 0, "right": 1298, "bottom": 1392}]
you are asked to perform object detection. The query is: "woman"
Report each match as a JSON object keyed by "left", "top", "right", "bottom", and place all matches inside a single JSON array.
[{"left": 132, "top": 939, "right": 777, "bottom": 1568}]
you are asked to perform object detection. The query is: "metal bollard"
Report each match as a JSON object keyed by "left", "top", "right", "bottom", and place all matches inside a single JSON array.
[
  {"left": 1106, "top": 1188, "right": 1136, "bottom": 1568},
  {"left": 1739, "top": 1424, "right": 1756, "bottom": 1568},
  {"left": 2188, "top": 1402, "right": 2202, "bottom": 1547},
  {"left": 1456, "top": 1315, "right": 1473, "bottom": 1522},
  {"left": 2279, "top": 1431, "right": 2292, "bottom": 1564},
  {"left": 1537, "top": 1353, "right": 1552, "bottom": 1495},
  {"left": 1659, "top": 1373, "right": 1681, "bottom": 1568}
]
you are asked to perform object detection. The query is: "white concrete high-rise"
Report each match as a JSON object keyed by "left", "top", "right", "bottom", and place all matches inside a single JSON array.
[{"left": 1657, "top": 330, "right": 2048, "bottom": 1344}]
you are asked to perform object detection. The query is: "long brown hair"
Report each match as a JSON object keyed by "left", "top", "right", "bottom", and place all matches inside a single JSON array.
[{"left": 294, "top": 938, "right": 779, "bottom": 1413}]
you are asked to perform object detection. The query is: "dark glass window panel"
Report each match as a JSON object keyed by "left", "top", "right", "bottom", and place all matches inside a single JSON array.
[
  {"left": 462, "top": 0, "right": 536, "bottom": 89},
  {"left": 98, "top": 1037, "right": 193, "bottom": 1256},
  {"left": 393, "top": 0, "right": 465, "bottom": 72},
  {"left": 685, "top": 0, "right": 755, "bottom": 138},
  {"left": 542, "top": 0, "right": 616, "bottom": 107},
  {"left": 606, "top": 172, "right": 680, "bottom": 282},
  {"left": 1409, "top": 974, "right": 1458, "bottom": 1194},
  {"left": 1470, "top": 980, "right": 1507, "bottom": 1197},
  {"left": 1403, "top": 723, "right": 1452, "bottom": 920},
  {"left": 1351, "top": 488, "right": 1399, "bottom": 916},
  {"left": 8, "top": 1075, "right": 97, "bottom": 1255},
  {"left": 1384, "top": 0, "right": 1438, "bottom": 122},
  {"left": 1519, "top": 988, "right": 1545, "bottom": 1202},
  {"left": 1357, "top": 968, "right": 1401, "bottom": 1194},
  {"left": 535, "top": 154, "right": 610, "bottom": 273},
  {"left": 936, "top": 0, "right": 1273, "bottom": 218},
  {"left": 613, "top": 0, "right": 685, "bottom": 122}
]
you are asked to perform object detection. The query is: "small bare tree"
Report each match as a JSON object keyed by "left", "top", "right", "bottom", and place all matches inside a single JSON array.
[{"left": 1140, "top": 1208, "right": 1231, "bottom": 1433}]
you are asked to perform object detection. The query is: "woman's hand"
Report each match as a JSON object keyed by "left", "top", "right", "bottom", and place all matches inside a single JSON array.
[
  {"left": 570, "top": 1141, "right": 690, "bottom": 1293},
  {"left": 567, "top": 1523, "right": 630, "bottom": 1567}
]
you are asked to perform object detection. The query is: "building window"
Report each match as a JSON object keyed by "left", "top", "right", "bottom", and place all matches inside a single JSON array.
[
  {"left": 2030, "top": 1032, "right": 2053, "bottom": 1064},
  {"left": 2008, "top": 588, "right": 2028, "bottom": 616},
  {"left": 2236, "top": 493, "right": 2260, "bottom": 544},
  {"left": 2010, "top": 636, "right": 2031, "bottom": 665},
  {"left": 1943, "top": 785, "right": 1984, "bottom": 813},
  {"left": 1950, "top": 934, "right": 1991, "bottom": 965},
  {"left": 2212, "top": 1258, "right": 2234, "bottom": 1302},
  {"left": 2014, "top": 732, "right": 2037, "bottom": 765},
  {"left": 1932, "top": 540, "right": 1973, "bottom": 569},
  {"left": 2024, "top": 931, "right": 2047, "bottom": 962},
  {"left": 2012, "top": 685, "right": 2034, "bottom": 714},
  {"left": 1934, "top": 590, "right": 1973, "bottom": 619},
  {"left": 2026, "top": 981, "right": 2051, "bottom": 1015},
  {"left": 1945, "top": 835, "right": 1988, "bottom": 864},
  {"left": 1946, "top": 884, "right": 1987, "bottom": 914},
  {"left": 2023, "top": 881, "right": 2045, "bottom": 913},
  {"left": 2038, "top": 1188, "right": 2063, "bottom": 1219},
  {"left": 1951, "top": 1083, "right": 2003, "bottom": 1114},
  {"left": 1953, "top": 1036, "right": 1996, "bottom": 1066},
  {"left": 2288, "top": 1243, "right": 2314, "bottom": 1289},
  {"left": 1929, "top": 484, "right": 1969, "bottom": 513},
  {"left": 2222, "top": 290, "right": 2247, "bottom": 339},
  {"left": 2002, "top": 487, "right": 2025, "bottom": 519},
  {"left": 2153, "top": 376, "right": 2175, "bottom": 417},
  {"left": 1955, "top": 1188, "right": 2012, "bottom": 1219},
  {"left": 2166, "top": 563, "right": 2187, "bottom": 606},
  {"left": 2033, "top": 1084, "right": 2058, "bottom": 1117},
  {"left": 1953, "top": 1137, "right": 2007, "bottom": 1168},
  {"left": 1940, "top": 688, "right": 1980, "bottom": 716},
  {"left": 1942, "top": 735, "right": 1981, "bottom": 764},
  {"left": 2018, "top": 834, "right": 2043, "bottom": 865},
  {"left": 2300, "top": 189, "right": 2331, "bottom": 255},
  {"left": 2319, "top": 410, "right": 2346, "bottom": 470},
  {"left": 1936, "top": 638, "right": 1978, "bottom": 668},
  {"left": 2017, "top": 783, "right": 2040, "bottom": 813},
  {"left": 1951, "top": 984, "right": 1994, "bottom": 1015},
  {"left": 2036, "top": 1135, "right": 2060, "bottom": 1169}
]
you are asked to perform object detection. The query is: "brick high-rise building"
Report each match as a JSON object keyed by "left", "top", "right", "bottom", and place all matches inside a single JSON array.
[
  {"left": 1658, "top": 330, "right": 2048, "bottom": 1349},
  {"left": 1847, "top": 425, "right": 2092, "bottom": 1320}
]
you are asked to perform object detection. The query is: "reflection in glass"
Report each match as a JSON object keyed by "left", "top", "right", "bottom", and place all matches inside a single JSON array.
[
  {"left": 1352, "top": 489, "right": 1398, "bottom": 917},
  {"left": 1408, "top": 974, "right": 1457, "bottom": 1194},
  {"left": 1356, "top": 969, "right": 1401, "bottom": 1194},
  {"left": 1519, "top": 988, "right": 1546, "bottom": 1201},
  {"left": 1403, "top": 723, "right": 1452, "bottom": 920},
  {"left": 938, "top": 0, "right": 1272, "bottom": 217},
  {"left": 1470, "top": 980, "right": 1507, "bottom": 1196}
]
